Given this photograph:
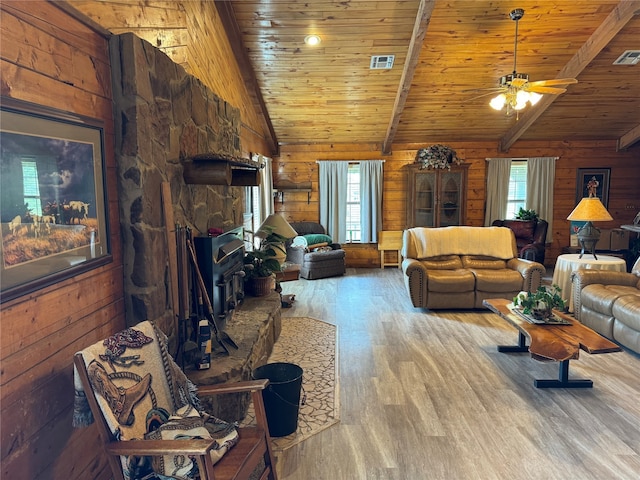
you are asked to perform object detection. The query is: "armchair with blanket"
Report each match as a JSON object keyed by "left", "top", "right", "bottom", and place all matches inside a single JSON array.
[
  {"left": 73, "top": 321, "right": 277, "bottom": 480},
  {"left": 285, "top": 221, "right": 346, "bottom": 279}
]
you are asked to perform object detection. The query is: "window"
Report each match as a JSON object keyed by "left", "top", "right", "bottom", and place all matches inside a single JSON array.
[
  {"left": 21, "top": 158, "right": 42, "bottom": 216},
  {"left": 506, "top": 161, "right": 527, "bottom": 218},
  {"left": 346, "top": 163, "right": 360, "bottom": 242},
  {"left": 319, "top": 159, "right": 382, "bottom": 244},
  {"left": 244, "top": 186, "right": 261, "bottom": 250}
]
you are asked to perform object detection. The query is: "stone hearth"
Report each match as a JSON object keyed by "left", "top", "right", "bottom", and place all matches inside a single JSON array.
[{"left": 188, "top": 292, "right": 282, "bottom": 421}]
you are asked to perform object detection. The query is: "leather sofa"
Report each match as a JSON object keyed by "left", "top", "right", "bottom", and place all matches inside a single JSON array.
[
  {"left": 572, "top": 257, "right": 640, "bottom": 354},
  {"left": 401, "top": 226, "right": 545, "bottom": 309},
  {"left": 285, "top": 222, "right": 346, "bottom": 279},
  {"left": 491, "top": 218, "right": 548, "bottom": 264}
]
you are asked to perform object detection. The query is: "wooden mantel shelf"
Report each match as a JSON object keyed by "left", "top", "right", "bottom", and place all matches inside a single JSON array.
[
  {"left": 183, "top": 153, "right": 263, "bottom": 186},
  {"left": 274, "top": 180, "right": 313, "bottom": 203}
]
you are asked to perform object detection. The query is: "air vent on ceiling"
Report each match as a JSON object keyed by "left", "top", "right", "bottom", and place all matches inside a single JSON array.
[
  {"left": 613, "top": 50, "right": 640, "bottom": 65},
  {"left": 370, "top": 55, "right": 395, "bottom": 69}
]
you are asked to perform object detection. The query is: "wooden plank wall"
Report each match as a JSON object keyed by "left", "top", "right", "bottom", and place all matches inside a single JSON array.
[
  {"left": 274, "top": 142, "right": 640, "bottom": 268},
  {"left": 0, "top": 2, "right": 270, "bottom": 479},
  {"left": 0, "top": 2, "right": 122, "bottom": 479}
]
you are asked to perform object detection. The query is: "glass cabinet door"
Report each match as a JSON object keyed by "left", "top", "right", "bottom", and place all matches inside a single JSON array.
[
  {"left": 406, "top": 164, "right": 467, "bottom": 228},
  {"left": 414, "top": 172, "right": 435, "bottom": 227},
  {"left": 438, "top": 170, "right": 462, "bottom": 226}
]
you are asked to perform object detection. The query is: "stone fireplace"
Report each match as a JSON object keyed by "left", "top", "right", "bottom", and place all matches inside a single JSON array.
[
  {"left": 109, "top": 33, "right": 279, "bottom": 419},
  {"left": 110, "top": 32, "right": 245, "bottom": 333}
]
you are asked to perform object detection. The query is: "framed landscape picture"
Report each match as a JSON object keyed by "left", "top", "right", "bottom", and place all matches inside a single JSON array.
[
  {"left": 575, "top": 167, "right": 610, "bottom": 208},
  {"left": 0, "top": 99, "right": 111, "bottom": 302}
]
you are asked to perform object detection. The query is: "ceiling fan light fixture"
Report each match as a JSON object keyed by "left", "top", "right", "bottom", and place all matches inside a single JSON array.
[
  {"left": 515, "top": 89, "right": 530, "bottom": 109},
  {"left": 490, "top": 94, "right": 506, "bottom": 110},
  {"left": 482, "top": 8, "right": 577, "bottom": 115},
  {"left": 529, "top": 92, "right": 543, "bottom": 106}
]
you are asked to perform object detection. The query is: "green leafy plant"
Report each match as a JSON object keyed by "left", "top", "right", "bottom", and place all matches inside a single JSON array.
[
  {"left": 513, "top": 285, "right": 566, "bottom": 317},
  {"left": 243, "top": 227, "right": 287, "bottom": 280},
  {"left": 515, "top": 208, "right": 538, "bottom": 221}
]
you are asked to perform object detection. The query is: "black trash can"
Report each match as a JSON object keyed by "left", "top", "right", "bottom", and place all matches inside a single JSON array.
[{"left": 252, "top": 362, "right": 303, "bottom": 437}]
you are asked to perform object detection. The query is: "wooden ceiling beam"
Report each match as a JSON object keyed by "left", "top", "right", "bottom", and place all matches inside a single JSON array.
[
  {"left": 499, "top": 0, "right": 640, "bottom": 153},
  {"left": 618, "top": 123, "right": 640, "bottom": 151},
  {"left": 214, "top": 1, "right": 279, "bottom": 156},
  {"left": 381, "top": 0, "right": 435, "bottom": 155}
]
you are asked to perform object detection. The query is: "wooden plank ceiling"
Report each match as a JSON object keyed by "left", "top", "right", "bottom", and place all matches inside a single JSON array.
[{"left": 70, "top": 1, "right": 640, "bottom": 154}]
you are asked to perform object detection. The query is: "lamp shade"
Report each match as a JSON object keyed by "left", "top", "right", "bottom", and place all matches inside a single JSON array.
[
  {"left": 256, "top": 214, "right": 298, "bottom": 239},
  {"left": 566, "top": 197, "right": 613, "bottom": 222}
]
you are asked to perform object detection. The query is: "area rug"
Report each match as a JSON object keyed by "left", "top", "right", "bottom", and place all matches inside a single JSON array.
[{"left": 242, "top": 316, "right": 339, "bottom": 452}]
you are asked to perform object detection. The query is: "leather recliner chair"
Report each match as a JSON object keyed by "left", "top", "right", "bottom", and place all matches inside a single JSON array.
[{"left": 492, "top": 218, "right": 548, "bottom": 264}]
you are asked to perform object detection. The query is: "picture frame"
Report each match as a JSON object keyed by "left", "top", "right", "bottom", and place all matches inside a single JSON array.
[
  {"left": 1, "top": 98, "right": 111, "bottom": 302},
  {"left": 575, "top": 167, "right": 610, "bottom": 208}
]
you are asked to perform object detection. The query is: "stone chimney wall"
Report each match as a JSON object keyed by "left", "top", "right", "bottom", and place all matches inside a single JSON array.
[{"left": 110, "top": 33, "right": 244, "bottom": 333}]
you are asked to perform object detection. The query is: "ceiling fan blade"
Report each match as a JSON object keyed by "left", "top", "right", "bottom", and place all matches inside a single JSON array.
[
  {"left": 468, "top": 91, "right": 505, "bottom": 101},
  {"left": 510, "top": 77, "right": 527, "bottom": 87},
  {"left": 525, "top": 86, "right": 567, "bottom": 94},
  {"left": 528, "top": 78, "right": 578, "bottom": 87},
  {"left": 461, "top": 87, "right": 505, "bottom": 93}
]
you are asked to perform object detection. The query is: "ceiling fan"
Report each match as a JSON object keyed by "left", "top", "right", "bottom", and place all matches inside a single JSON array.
[{"left": 472, "top": 8, "right": 578, "bottom": 115}]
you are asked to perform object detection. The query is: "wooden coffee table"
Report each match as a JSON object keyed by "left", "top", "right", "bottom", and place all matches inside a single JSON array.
[{"left": 483, "top": 298, "right": 621, "bottom": 388}]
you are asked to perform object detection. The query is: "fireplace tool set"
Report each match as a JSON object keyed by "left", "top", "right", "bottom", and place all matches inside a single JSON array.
[{"left": 175, "top": 225, "right": 240, "bottom": 370}]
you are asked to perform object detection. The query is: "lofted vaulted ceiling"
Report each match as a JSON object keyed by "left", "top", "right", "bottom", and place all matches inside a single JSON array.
[{"left": 70, "top": 0, "right": 640, "bottom": 154}]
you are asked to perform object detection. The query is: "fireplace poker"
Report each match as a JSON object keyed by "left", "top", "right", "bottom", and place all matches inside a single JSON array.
[
  {"left": 176, "top": 224, "right": 198, "bottom": 368},
  {"left": 186, "top": 237, "right": 239, "bottom": 351}
]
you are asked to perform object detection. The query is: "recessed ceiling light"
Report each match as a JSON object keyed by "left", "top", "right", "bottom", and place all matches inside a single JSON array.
[{"left": 304, "top": 35, "right": 321, "bottom": 46}]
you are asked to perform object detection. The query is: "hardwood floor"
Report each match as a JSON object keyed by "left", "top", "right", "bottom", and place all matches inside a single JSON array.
[{"left": 275, "top": 268, "right": 640, "bottom": 479}]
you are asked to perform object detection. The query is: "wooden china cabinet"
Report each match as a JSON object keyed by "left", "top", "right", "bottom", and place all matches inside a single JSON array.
[{"left": 405, "top": 163, "right": 469, "bottom": 228}]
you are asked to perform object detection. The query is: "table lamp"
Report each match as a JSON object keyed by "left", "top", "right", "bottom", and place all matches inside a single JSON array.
[
  {"left": 256, "top": 213, "right": 298, "bottom": 264},
  {"left": 567, "top": 197, "right": 613, "bottom": 259}
]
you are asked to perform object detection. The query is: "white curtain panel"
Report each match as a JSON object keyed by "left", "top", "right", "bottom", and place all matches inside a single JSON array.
[
  {"left": 484, "top": 158, "right": 512, "bottom": 225},
  {"left": 359, "top": 160, "right": 384, "bottom": 243},
  {"left": 526, "top": 157, "right": 558, "bottom": 244},
  {"left": 318, "top": 161, "right": 348, "bottom": 242},
  {"left": 258, "top": 155, "right": 274, "bottom": 221}
]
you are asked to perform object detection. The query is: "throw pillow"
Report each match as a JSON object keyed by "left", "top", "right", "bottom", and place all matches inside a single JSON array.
[
  {"left": 308, "top": 242, "right": 329, "bottom": 250},
  {"left": 303, "top": 234, "right": 332, "bottom": 246}
]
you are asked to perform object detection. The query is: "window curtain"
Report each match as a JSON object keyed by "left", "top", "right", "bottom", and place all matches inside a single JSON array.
[
  {"left": 258, "top": 154, "right": 274, "bottom": 222},
  {"left": 484, "top": 158, "right": 512, "bottom": 226},
  {"left": 318, "top": 161, "right": 348, "bottom": 242},
  {"left": 526, "top": 157, "right": 557, "bottom": 243},
  {"left": 359, "top": 160, "right": 383, "bottom": 243}
]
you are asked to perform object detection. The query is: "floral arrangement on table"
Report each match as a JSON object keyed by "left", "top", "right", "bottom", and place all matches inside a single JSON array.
[
  {"left": 513, "top": 284, "right": 566, "bottom": 319},
  {"left": 415, "top": 144, "right": 461, "bottom": 170}
]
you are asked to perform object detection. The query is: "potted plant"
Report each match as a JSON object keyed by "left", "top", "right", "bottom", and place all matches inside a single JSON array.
[
  {"left": 515, "top": 208, "right": 539, "bottom": 222},
  {"left": 243, "top": 227, "right": 288, "bottom": 296},
  {"left": 513, "top": 285, "right": 566, "bottom": 319}
]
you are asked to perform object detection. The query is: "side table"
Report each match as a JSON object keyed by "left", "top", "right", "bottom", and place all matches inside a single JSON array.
[
  {"left": 378, "top": 230, "right": 403, "bottom": 269},
  {"left": 552, "top": 254, "right": 627, "bottom": 312}
]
